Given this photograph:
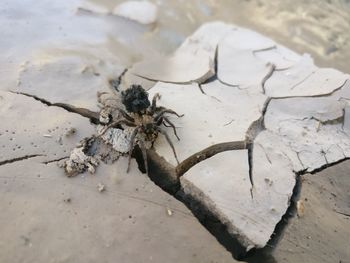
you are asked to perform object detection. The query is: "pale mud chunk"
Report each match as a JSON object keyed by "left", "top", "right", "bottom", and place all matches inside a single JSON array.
[
  {"left": 64, "top": 147, "right": 99, "bottom": 177},
  {"left": 99, "top": 126, "right": 133, "bottom": 153},
  {"left": 113, "top": 1, "right": 158, "bottom": 25},
  {"left": 252, "top": 135, "right": 296, "bottom": 246},
  {"left": 264, "top": 55, "right": 349, "bottom": 97},
  {"left": 264, "top": 97, "right": 350, "bottom": 172},
  {"left": 264, "top": 54, "right": 315, "bottom": 96},
  {"left": 201, "top": 79, "right": 267, "bottom": 104},
  {"left": 221, "top": 27, "right": 276, "bottom": 51},
  {"left": 148, "top": 81, "right": 265, "bottom": 166},
  {"left": 218, "top": 47, "right": 273, "bottom": 88},
  {"left": 0, "top": 91, "right": 95, "bottom": 164},
  {"left": 99, "top": 108, "right": 112, "bottom": 125},
  {"left": 63, "top": 135, "right": 123, "bottom": 176},
  {"left": 0, "top": 159, "right": 235, "bottom": 263},
  {"left": 181, "top": 148, "right": 295, "bottom": 249},
  {"left": 129, "top": 22, "right": 235, "bottom": 84},
  {"left": 281, "top": 119, "right": 349, "bottom": 171},
  {"left": 16, "top": 53, "right": 124, "bottom": 111},
  {"left": 264, "top": 96, "right": 346, "bottom": 128},
  {"left": 130, "top": 49, "right": 214, "bottom": 84},
  {"left": 254, "top": 131, "right": 305, "bottom": 172},
  {"left": 334, "top": 79, "right": 350, "bottom": 100},
  {"left": 281, "top": 68, "right": 348, "bottom": 97},
  {"left": 254, "top": 45, "right": 302, "bottom": 70},
  {"left": 177, "top": 21, "right": 235, "bottom": 61}
]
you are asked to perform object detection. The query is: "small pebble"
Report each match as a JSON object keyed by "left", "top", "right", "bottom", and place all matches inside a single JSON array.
[{"left": 97, "top": 183, "right": 106, "bottom": 192}]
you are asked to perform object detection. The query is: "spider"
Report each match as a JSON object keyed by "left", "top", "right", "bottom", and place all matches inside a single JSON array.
[{"left": 99, "top": 84, "right": 184, "bottom": 175}]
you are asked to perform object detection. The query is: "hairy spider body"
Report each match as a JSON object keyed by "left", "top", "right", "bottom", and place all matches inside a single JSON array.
[{"left": 99, "top": 85, "right": 183, "bottom": 174}]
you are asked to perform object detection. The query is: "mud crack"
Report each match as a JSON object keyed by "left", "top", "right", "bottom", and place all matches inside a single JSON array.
[
  {"left": 10, "top": 91, "right": 100, "bottom": 124},
  {"left": 0, "top": 154, "right": 44, "bottom": 166},
  {"left": 42, "top": 156, "right": 69, "bottom": 165}
]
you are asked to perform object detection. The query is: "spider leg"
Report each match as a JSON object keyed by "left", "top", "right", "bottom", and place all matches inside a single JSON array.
[
  {"left": 157, "top": 127, "right": 180, "bottom": 164},
  {"left": 138, "top": 140, "right": 149, "bottom": 175},
  {"left": 116, "top": 107, "right": 135, "bottom": 122},
  {"left": 99, "top": 119, "right": 136, "bottom": 137},
  {"left": 162, "top": 116, "right": 180, "bottom": 141},
  {"left": 162, "top": 121, "right": 171, "bottom": 127},
  {"left": 155, "top": 106, "right": 166, "bottom": 112},
  {"left": 155, "top": 109, "right": 184, "bottom": 121},
  {"left": 127, "top": 127, "right": 140, "bottom": 173},
  {"left": 150, "top": 93, "right": 161, "bottom": 114}
]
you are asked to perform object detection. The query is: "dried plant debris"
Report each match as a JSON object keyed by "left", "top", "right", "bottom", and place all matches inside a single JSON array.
[
  {"left": 63, "top": 137, "right": 100, "bottom": 176},
  {"left": 63, "top": 136, "right": 121, "bottom": 177},
  {"left": 296, "top": 200, "right": 305, "bottom": 217},
  {"left": 97, "top": 183, "right": 106, "bottom": 192},
  {"left": 98, "top": 126, "right": 133, "bottom": 153}
]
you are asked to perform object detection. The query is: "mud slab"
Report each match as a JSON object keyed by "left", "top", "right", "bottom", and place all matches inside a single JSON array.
[
  {"left": 0, "top": 158, "right": 237, "bottom": 263},
  {"left": 140, "top": 22, "right": 350, "bottom": 254}
]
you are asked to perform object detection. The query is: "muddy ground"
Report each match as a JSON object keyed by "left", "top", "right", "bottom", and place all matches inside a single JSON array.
[{"left": 0, "top": 0, "right": 350, "bottom": 262}]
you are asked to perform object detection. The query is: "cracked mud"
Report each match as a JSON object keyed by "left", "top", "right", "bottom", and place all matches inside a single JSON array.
[
  {"left": 1, "top": 3, "right": 350, "bottom": 262},
  {"left": 31, "top": 21, "right": 349, "bottom": 260}
]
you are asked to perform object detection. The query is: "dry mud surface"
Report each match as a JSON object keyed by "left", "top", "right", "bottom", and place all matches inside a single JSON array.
[{"left": 1, "top": 1, "right": 350, "bottom": 263}]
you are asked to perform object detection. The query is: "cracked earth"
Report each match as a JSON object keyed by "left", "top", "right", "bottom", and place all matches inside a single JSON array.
[{"left": 1, "top": 1, "right": 350, "bottom": 263}]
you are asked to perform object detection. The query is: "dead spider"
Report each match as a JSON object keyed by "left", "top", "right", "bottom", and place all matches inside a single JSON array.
[{"left": 99, "top": 84, "right": 184, "bottom": 174}]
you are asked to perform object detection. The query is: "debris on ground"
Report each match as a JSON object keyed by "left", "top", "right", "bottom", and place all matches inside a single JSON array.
[
  {"left": 166, "top": 208, "right": 173, "bottom": 216},
  {"left": 63, "top": 146, "right": 99, "bottom": 177},
  {"left": 97, "top": 183, "right": 106, "bottom": 192},
  {"left": 297, "top": 200, "right": 305, "bottom": 217}
]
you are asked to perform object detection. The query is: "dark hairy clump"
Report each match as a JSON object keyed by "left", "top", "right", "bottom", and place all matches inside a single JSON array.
[{"left": 121, "top": 84, "right": 150, "bottom": 113}]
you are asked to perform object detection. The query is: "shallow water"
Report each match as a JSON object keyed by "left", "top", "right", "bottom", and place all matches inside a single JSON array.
[{"left": 0, "top": 0, "right": 349, "bottom": 91}]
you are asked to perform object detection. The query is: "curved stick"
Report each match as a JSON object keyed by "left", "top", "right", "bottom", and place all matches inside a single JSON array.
[{"left": 176, "top": 141, "right": 247, "bottom": 177}]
